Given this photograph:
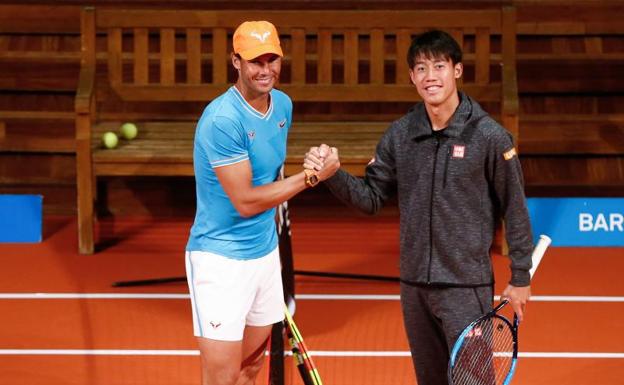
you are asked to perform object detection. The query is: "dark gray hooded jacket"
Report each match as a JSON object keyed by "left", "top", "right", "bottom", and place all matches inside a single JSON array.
[{"left": 325, "top": 93, "right": 534, "bottom": 287}]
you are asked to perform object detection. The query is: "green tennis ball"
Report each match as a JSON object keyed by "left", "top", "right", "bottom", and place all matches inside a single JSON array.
[
  {"left": 120, "top": 122, "right": 138, "bottom": 140},
  {"left": 102, "top": 131, "right": 119, "bottom": 149}
]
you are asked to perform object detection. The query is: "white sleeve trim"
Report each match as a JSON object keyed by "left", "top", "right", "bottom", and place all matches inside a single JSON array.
[{"left": 210, "top": 153, "right": 249, "bottom": 168}]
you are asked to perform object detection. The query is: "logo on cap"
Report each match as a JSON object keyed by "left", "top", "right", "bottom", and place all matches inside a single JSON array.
[{"left": 251, "top": 31, "right": 271, "bottom": 43}]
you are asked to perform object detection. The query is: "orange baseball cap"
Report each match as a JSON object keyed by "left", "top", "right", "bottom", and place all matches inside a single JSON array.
[{"left": 233, "top": 21, "right": 283, "bottom": 60}]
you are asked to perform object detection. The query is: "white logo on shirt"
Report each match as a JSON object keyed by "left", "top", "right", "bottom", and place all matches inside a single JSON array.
[
  {"left": 452, "top": 145, "right": 465, "bottom": 158},
  {"left": 247, "top": 131, "right": 255, "bottom": 139}
]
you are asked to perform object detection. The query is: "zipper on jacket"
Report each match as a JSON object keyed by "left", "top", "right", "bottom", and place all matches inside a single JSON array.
[
  {"left": 442, "top": 145, "right": 450, "bottom": 189},
  {"left": 427, "top": 137, "right": 441, "bottom": 284}
]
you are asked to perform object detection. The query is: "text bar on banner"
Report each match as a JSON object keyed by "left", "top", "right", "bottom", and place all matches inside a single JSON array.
[{"left": 527, "top": 198, "right": 623, "bottom": 247}]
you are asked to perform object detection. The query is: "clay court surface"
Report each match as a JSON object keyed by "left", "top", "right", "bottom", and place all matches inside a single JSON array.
[{"left": 0, "top": 215, "right": 622, "bottom": 385}]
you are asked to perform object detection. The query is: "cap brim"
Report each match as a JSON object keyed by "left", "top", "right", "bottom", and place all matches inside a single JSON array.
[{"left": 238, "top": 44, "right": 283, "bottom": 60}]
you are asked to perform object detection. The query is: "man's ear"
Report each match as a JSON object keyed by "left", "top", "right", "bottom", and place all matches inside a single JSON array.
[
  {"left": 231, "top": 53, "right": 241, "bottom": 71},
  {"left": 454, "top": 62, "right": 463, "bottom": 79},
  {"left": 408, "top": 68, "right": 417, "bottom": 86}
]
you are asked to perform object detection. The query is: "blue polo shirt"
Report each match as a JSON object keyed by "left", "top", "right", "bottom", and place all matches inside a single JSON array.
[{"left": 186, "top": 86, "right": 292, "bottom": 259}]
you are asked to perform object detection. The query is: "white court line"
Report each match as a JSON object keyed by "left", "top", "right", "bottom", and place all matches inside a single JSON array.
[
  {"left": 0, "top": 293, "right": 189, "bottom": 299},
  {"left": 0, "top": 293, "right": 623, "bottom": 302},
  {"left": 0, "top": 349, "right": 198, "bottom": 356},
  {"left": 507, "top": 296, "right": 624, "bottom": 303},
  {"left": 298, "top": 295, "right": 624, "bottom": 302},
  {"left": 0, "top": 349, "right": 622, "bottom": 358},
  {"left": 309, "top": 352, "right": 624, "bottom": 359}
]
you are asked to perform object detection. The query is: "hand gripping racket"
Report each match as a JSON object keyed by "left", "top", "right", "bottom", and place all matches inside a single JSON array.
[
  {"left": 284, "top": 305, "right": 323, "bottom": 385},
  {"left": 448, "top": 234, "right": 552, "bottom": 385}
]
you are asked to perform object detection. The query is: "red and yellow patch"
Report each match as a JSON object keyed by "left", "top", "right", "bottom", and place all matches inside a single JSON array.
[{"left": 503, "top": 147, "right": 517, "bottom": 160}]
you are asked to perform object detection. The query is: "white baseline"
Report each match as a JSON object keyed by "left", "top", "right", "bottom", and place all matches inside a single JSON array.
[
  {"left": 0, "top": 293, "right": 623, "bottom": 302},
  {"left": 0, "top": 349, "right": 622, "bottom": 359}
]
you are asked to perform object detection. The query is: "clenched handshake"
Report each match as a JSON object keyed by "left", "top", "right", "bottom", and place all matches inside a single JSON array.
[{"left": 303, "top": 144, "right": 341, "bottom": 182}]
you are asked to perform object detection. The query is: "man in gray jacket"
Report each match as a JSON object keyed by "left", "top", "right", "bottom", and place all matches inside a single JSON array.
[{"left": 305, "top": 30, "right": 534, "bottom": 385}]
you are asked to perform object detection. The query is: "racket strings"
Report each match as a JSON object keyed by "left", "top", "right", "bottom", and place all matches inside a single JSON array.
[{"left": 451, "top": 317, "right": 514, "bottom": 385}]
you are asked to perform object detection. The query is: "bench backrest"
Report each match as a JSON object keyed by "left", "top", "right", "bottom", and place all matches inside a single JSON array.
[{"left": 81, "top": 7, "right": 517, "bottom": 112}]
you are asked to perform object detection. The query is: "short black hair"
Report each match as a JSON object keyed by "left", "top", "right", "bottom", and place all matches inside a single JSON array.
[{"left": 407, "top": 30, "right": 462, "bottom": 69}]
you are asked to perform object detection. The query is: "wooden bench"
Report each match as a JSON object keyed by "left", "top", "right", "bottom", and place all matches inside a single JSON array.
[{"left": 75, "top": 6, "right": 519, "bottom": 253}]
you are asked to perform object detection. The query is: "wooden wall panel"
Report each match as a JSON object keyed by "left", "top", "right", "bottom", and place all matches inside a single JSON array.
[{"left": 1, "top": 1, "right": 624, "bottom": 218}]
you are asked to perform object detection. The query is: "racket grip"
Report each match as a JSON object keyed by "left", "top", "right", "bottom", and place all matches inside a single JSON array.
[
  {"left": 528, "top": 234, "right": 551, "bottom": 278},
  {"left": 297, "top": 365, "right": 316, "bottom": 385}
]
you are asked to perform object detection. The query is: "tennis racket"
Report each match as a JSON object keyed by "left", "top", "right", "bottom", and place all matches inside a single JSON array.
[
  {"left": 448, "top": 234, "right": 552, "bottom": 385},
  {"left": 283, "top": 304, "right": 323, "bottom": 385}
]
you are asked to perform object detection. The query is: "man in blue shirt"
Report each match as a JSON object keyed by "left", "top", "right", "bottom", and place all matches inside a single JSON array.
[{"left": 185, "top": 21, "right": 323, "bottom": 385}]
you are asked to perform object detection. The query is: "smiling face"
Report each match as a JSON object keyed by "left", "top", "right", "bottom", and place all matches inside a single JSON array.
[
  {"left": 409, "top": 55, "right": 463, "bottom": 108},
  {"left": 233, "top": 53, "right": 282, "bottom": 100}
]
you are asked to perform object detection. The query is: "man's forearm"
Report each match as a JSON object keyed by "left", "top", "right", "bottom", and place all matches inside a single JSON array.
[
  {"left": 325, "top": 169, "right": 383, "bottom": 215},
  {"left": 237, "top": 171, "right": 309, "bottom": 217}
]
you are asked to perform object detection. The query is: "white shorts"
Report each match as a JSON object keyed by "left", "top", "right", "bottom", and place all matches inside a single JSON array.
[{"left": 185, "top": 247, "right": 284, "bottom": 341}]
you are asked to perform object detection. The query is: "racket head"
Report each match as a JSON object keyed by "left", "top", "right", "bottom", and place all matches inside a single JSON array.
[{"left": 448, "top": 311, "right": 518, "bottom": 385}]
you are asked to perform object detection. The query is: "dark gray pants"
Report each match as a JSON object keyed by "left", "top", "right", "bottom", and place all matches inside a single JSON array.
[{"left": 400, "top": 283, "right": 493, "bottom": 385}]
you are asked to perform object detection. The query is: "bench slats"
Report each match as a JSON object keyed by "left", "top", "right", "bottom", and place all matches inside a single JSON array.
[
  {"left": 160, "top": 28, "right": 175, "bottom": 85},
  {"left": 98, "top": 13, "right": 506, "bottom": 110},
  {"left": 395, "top": 29, "right": 411, "bottom": 85},
  {"left": 107, "top": 28, "right": 122, "bottom": 85},
  {"left": 370, "top": 29, "right": 384, "bottom": 85},
  {"left": 449, "top": 29, "right": 464, "bottom": 88},
  {"left": 212, "top": 28, "right": 227, "bottom": 84},
  {"left": 475, "top": 27, "right": 490, "bottom": 85},
  {"left": 290, "top": 28, "right": 306, "bottom": 84},
  {"left": 133, "top": 28, "right": 148, "bottom": 85},
  {"left": 344, "top": 29, "right": 358, "bottom": 85},
  {"left": 317, "top": 29, "right": 332, "bottom": 84},
  {"left": 186, "top": 28, "right": 202, "bottom": 84}
]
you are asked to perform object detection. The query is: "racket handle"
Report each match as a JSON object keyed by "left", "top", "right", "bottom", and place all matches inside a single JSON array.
[
  {"left": 493, "top": 299, "right": 509, "bottom": 312},
  {"left": 297, "top": 365, "right": 316, "bottom": 385},
  {"left": 529, "top": 234, "right": 551, "bottom": 278}
]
